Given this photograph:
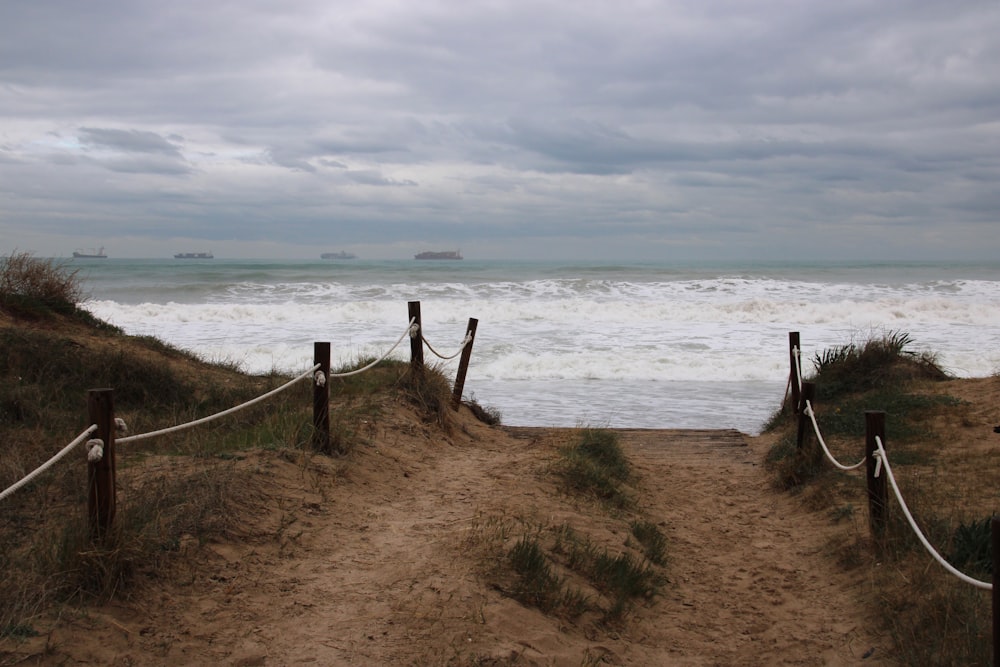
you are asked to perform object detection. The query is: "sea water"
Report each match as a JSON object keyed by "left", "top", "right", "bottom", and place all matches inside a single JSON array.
[{"left": 75, "top": 259, "right": 1000, "bottom": 435}]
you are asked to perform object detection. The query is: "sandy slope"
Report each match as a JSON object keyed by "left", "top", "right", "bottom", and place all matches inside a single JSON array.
[{"left": 1, "top": 397, "right": 891, "bottom": 666}]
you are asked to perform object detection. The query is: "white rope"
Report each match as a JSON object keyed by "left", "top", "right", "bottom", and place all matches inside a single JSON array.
[
  {"left": 794, "top": 343, "right": 867, "bottom": 472},
  {"left": 329, "top": 319, "right": 417, "bottom": 379},
  {"left": 0, "top": 424, "right": 99, "bottom": 502},
  {"left": 873, "top": 436, "right": 992, "bottom": 590},
  {"left": 792, "top": 345, "right": 803, "bottom": 392},
  {"left": 803, "top": 401, "right": 867, "bottom": 471},
  {"left": 2, "top": 319, "right": 429, "bottom": 498},
  {"left": 118, "top": 363, "right": 321, "bottom": 444},
  {"left": 421, "top": 333, "right": 472, "bottom": 361}
]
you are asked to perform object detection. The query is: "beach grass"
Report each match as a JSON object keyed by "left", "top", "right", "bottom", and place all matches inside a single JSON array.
[
  {"left": 765, "top": 329, "right": 994, "bottom": 665},
  {"left": 464, "top": 426, "right": 667, "bottom": 626},
  {"left": 472, "top": 513, "right": 666, "bottom": 625},
  {"left": 554, "top": 427, "right": 634, "bottom": 509},
  {"left": 0, "top": 251, "right": 472, "bottom": 639},
  {"left": 503, "top": 428, "right": 664, "bottom": 623},
  {"left": 0, "top": 251, "right": 85, "bottom": 319}
]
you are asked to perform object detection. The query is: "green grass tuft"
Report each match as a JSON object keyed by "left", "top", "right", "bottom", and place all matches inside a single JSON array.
[
  {"left": 504, "top": 531, "right": 592, "bottom": 619},
  {"left": 557, "top": 525, "right": 664, "bottom": 622},
  {"left": 630, "top": 520, "right": 668, "bottom": 566},
  {"left": 948, "top": 515, "right": 993, "bottom": 578},
  {"left": 556, "top": 428, "right": 633, "bottom": 508}
]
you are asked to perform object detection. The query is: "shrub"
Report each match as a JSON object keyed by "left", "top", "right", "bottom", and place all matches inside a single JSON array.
[
  {"left": 810, "top": 329, "right": 948, "bottom": 399},
  {"left": 465, "top": 394, "right": 503, "bottom": 425},
  {"left": 0, "top": 251, "right": 85, "bottom": 318}
]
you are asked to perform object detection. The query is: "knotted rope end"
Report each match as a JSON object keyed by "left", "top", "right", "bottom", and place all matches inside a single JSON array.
[{"left": 85, "top": 439, "right": 105, "bottom": 463}]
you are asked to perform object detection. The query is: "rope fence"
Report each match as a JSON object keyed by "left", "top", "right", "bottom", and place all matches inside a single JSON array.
[
  {"left": 2, "top": 314, "right": 996, "bottom": 656},
  {"left": 787, "top": 333, "right": 993, "bottom": 591},
  {"left": 0, "top": 303, "right": 479, "bottom": 520},
  {"left": 1, "top": 323, "right": 985, "bottom": 591}
]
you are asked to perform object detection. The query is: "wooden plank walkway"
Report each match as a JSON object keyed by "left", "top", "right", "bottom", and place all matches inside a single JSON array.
[{"left": 502, "top": 426, "right": 750, "bottom": 460}]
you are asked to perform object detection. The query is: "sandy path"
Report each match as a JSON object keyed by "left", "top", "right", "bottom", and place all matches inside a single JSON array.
[
  {"left": 3, "top": 418, "right": 887, "bottom": 666},
  {"left": 616, "top": 429, "right": 884, "bottom": 665}
]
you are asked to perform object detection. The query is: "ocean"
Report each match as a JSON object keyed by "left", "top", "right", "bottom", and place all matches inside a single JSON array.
[{"left": 74, "top": 258, "right": 1000, "bottom": 435}]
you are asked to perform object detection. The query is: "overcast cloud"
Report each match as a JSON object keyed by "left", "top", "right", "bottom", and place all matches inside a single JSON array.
[{"left": 1, "top": 0, "right": 997, "bottom": 260}]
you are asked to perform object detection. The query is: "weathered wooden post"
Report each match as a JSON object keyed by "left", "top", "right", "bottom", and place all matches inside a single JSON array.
[
  {"left": 789, "top": 331, "right": 801, "bottom": 413},
  {"left": 993, "top": 516, "right": 1000, "bottom": 667},
  {"left": 408, "top": 301, "right": 424, "bottom": 371},
  {"left": 312, "top": 342, "right": 331, "bottom": 454},
  {"left": 865, "top": 411, "right": 888, "bottom": 539},
  {"left": 451, "top": 317, "right": 479, "bottom": 410},
  {"left": 796, "top": 381, "right": 815, "bottom": 450},
  {"left": 87, "top": 388, "right": 116, "bottom": 538}
]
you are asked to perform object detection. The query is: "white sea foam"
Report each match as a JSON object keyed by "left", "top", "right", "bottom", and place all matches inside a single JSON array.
[{"left": 80, "top": 261, "right": 1000, "bottom": 434}]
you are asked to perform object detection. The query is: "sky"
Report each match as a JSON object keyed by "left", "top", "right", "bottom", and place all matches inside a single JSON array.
[{"left": 1, "top": 0, "right": 998, "bottom": 261}]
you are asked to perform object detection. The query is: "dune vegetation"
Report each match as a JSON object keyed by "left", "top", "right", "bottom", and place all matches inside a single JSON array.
[{"left": 764, "top": 329, "right": 998, "bottom": 665}]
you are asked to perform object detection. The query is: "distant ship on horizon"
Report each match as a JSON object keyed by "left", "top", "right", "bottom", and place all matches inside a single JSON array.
[
  {"left": 321, "top": 251, "right": 357, "bottom": 260},
  {"left": 414, "top": 250, "right": 462, "bottom": 260},
  {"left": 174, "top": 251, "right": 214, "bottom": 259},
  {"left": 72, "top": 247, "right": 107, "bottom": 259}
]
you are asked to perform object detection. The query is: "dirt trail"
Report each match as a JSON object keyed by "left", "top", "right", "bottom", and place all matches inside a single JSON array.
[
  {"left": 617, "top": 429, "right": 882, "bottom": 665},
  {"left": 3, "top": 413, "right": 886, "bottom": 666}
]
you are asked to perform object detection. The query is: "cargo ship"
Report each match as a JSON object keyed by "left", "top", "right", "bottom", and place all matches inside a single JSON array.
[
  {"left": 72, "top": 247, "right": 107, "bottom": 259},
  {"left": 414, "top": 250, "right": 462, "bottom": 260},
  {"left": 174, "top": 252, "right": 213, "bottom": 259},
  {"left": 321, "top": 251, "right": 357, "bottom": 260}
]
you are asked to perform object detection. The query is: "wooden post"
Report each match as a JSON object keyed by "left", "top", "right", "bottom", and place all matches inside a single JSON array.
[
  {"left": 312, "top": 342, "right": 331, "bottom": 454},
  {"left": 87, "top": 388, "right": 116, "bottom": 538},
  {"left": 789, "top": 332, "right": 801, "bottom": 413},
  {"left": 865, "top": 411, "right": 888, "bottom": 538},
  {"left": 993, "top": 516, "right": 1000, "bottom": 667},
  {"left": 408, "top": 301, "right": 424, "bottom": 371},
  {"left": 796, "top": 381, "right": 815, "bottom": 450},
  {"left": 451, "top": 317, "right": 479, "bottom": 410}
]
